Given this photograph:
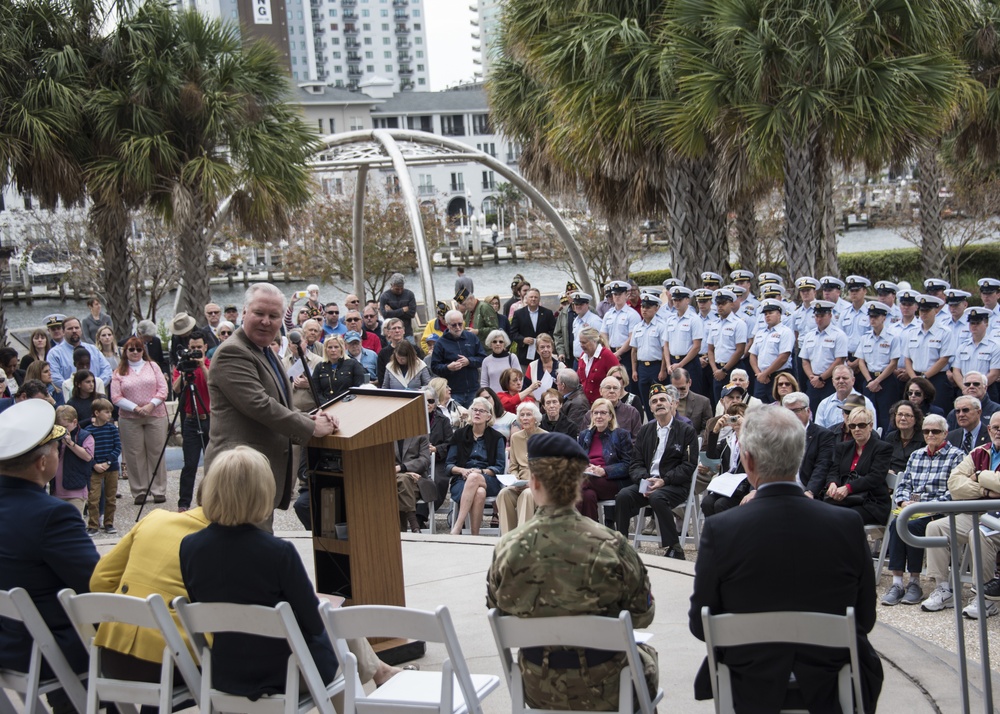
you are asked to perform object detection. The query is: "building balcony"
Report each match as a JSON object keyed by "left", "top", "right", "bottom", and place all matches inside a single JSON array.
[
  {"left": 394, "top": 24, "right": 410, "bottom": 33},
  {"left": 393, "top": 12, "right": 409, "bottom": 20},
  {"left": 344, "top": 25, "right": 359, "bottom": 35},
  {"left": 472, "top": 44, "right": 481, "bottom": 53},
  {"left": 317, "top": 70, "right": 329, "bottom": 80},
  {"left": 342, "top": 0, "right": 356, "bottom": 5},
  {"left": 468, "top": 3, "right": 477, "bottom": 11},
  {"left": 345, "top": 38, "right": 360, "bottom": 48},
  {"left": 418, "top": 185, "right": 436, "bottom": 196},
  {"left": 400, "top": 80, "right": 414, "bottom": 90},
  {"left": 397, "top": 52, "right": 411, "bottom": 62},
  {"left": 347, "top": 65, "right": 363, "bottom": 77},
  {"left": 393, "top": 0, "right": 408, "bottom": 5},
  {"left": 473, "top": 57, "right": 482, "bottom": 65},
  {"left": 398, "top": 65, "right": 413, "bottom": 75},
  {"left": 346, "top": 52, "right": 361, "bottom": 62},
  {"left": 343, "top": 10, "right": 357, "bottom": 20},
  {"left": 313, "top": 22, "right": 325, "bottom": 33},
  {"left": 471, "top": 31, "right": 479, "bottom": 40},
  {"left": 482, "top": 181, "right": 496, "bottom": 191},
  {"left": 470, "top": 17, "right": 479, "bottom": 26},
  {"left": 396, "top": 40, "right": 411, "bottom": 49},
  {"left": 450, "top": 183, "right": 465, "bottom": 193}
]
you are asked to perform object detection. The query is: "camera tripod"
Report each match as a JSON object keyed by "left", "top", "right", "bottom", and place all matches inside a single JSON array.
[{"left": 136, "top": 368, "right": 209, "bottom": 520}]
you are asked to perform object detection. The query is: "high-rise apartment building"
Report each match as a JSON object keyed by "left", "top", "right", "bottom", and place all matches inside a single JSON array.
[
  {"left": 470, "top": 0, "right": 501, "bottom": 80},
  {"left": 181, "top": 0, "right": 430, "bottom": 91}
]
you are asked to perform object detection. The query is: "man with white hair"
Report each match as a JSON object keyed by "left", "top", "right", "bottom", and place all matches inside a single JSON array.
[
  {"left": 947, "top": 394, "right": 989, "bottom": 454},
  {"left": 689, "top": 406, "right": 883, "bottom": 712},
  {"left": 430, "top": 310, "right": 486, "bottom": 408},
  {"left": 781, "top": 391, "right": 836, "bottom": 497},
  {"left": 207, "top": 283, "right": 338, "bottom": 529}
]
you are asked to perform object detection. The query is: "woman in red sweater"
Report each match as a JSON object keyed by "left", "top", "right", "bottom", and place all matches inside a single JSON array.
[
  {"left": 577, "top": 327, "right": 619, "bottom": 403},
  {"left": 497, "top": 367, "right": 541, "bottom": 413}
]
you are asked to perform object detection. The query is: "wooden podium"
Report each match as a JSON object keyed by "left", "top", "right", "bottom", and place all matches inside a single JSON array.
[{"left": 306, "top": 387, "right": 428, "bottom": 663}]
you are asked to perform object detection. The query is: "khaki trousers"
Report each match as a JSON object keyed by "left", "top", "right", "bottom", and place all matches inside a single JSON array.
[
  {"left": 119, "top": 415, "right": 168, "bottom": 499},
  {"left": 926, "top": 513, "right": 1000, "bottom": 582},
  {"left": 497, "top": 486, "right": 536, "bottom": 535}
]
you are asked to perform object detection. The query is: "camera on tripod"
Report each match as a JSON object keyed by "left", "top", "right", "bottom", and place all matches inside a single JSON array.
[{"left": 176, "top": 346, "right": 204, "bottom": 374}]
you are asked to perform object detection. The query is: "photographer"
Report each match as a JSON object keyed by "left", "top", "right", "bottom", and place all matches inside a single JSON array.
[
  {"left": 171, "top": 330, "right": 211, "bottom": 512},
  {"left": 700, "top": 401, "right": 750, "bottom": 517}
]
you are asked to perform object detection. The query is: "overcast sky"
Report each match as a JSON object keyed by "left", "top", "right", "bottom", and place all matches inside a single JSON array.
[{"left": 425, "top": 0, "right": 480, "bottom": 90}]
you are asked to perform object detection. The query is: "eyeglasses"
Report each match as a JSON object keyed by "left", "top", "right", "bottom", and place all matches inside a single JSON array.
[
  {"left": 469, "top": 407, "right": 490, "bottom": 414},
  {"left": 345, "top": 317, "right": 361, "bottom": 322},
  {"left": 988, "top": 425, "right": 1000, "bottom": 433},
  {"left": 219, "top": 330, "right": 232, "bottom": 336},
  {"left": 363, "top": 314, "right": 377, "bottom": 319},
  {"left": 490, "top": 339, "right": 505, "bottom": 343},
  {"left": 206, "top": 310, "right": 220, "bottom": 315},
  {"left": 964, "top": 382, "right": 982, "bottom": 387},
  {"left": 788, "top": 406, "right": 808, "bottom": 414},
  {"left": 907, "top": 390, "right": 923, "bottom": 397},
  {"left": 955, "top": 407, "right": 977, "bottom": 414},
  {"left": 922, "top": 428, "right": 944, "bottom": 435},
  {"left": 895, "top": 412, "right": 914, "bottom": 419},
  {"left": 326, "top": 310, "right": 339, "bottom": 315},
  {"left": 126, "top": 347, "right": 143, "bottom": 353},
  {"left": 847, "top": 422, "right": 872, "bottom": 430},
  {"left": 448, "top": 322, "right": 464, "bottom": 327},
  {"left": 426, "top": 399, "right": 436, "bottom": 404},
  {"left": 592, "top": 410, "right": 611, "bottom": 416}
]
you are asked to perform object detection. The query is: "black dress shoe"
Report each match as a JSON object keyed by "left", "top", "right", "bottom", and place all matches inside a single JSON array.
[
  {"left": 665, "top": 546, "right": 686, "bottom": 561},
  {"left": 153, "top": 495, "right": 166, "bottom": 503}
]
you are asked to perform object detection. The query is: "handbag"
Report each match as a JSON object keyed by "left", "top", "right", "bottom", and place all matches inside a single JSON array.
[{"left": 823, "top": 470, "right": 866, "bottom": 507}]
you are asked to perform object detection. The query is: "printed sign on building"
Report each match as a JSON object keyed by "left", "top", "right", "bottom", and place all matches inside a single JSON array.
[{"left": 254, "top": 0, "right": 273, "bottom": 24}]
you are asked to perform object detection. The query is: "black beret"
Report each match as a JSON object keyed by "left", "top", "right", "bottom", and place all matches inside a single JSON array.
[{"left": 527, "top": 432, "right": 589, "bottom": 461}]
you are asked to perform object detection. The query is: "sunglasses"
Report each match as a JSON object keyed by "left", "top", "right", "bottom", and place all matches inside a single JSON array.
[
  {"left": 206, "top": 310, "right": 220, "bottom": 315},
  {"left": 964, "top": 382, "right": 982, "bottom": 387},
  {"left": 126, "top": 347, "right": 143, "bottom": 353},
  {"left": 922, "top": 428, "right": 944, "bottom": 435},
  {"left": 847, "top": 422, "right": 872, "bottom": 430},
  {"left": 907, "top": 390, "right": 923, "bottom": 396},
  {"left": 955, "top": 407, "right": 977, "bottom": 414},
  {"left": 219, "top": 331, "right": 232, "bottom": 336},
  {"left": 426, "top": 399, "right": 436, "bottom": 404},
  {"left": 345, "top": 317, "right": 361, "bottom": 322},
  {"left": 326, "top": 310, "right": 339, "bottom": 315},
  {"left": 448, "top": 322, "right": 464, "bottom": 327}
]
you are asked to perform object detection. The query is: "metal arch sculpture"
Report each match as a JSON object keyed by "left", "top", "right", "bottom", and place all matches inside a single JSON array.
[{"left": 308, "top": 129, "right": 596, "bottom": 311}]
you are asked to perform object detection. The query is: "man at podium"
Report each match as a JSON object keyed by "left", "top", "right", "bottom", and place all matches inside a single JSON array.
[{"left": 207, "top": 283, "right": 338, "bottom": 529}]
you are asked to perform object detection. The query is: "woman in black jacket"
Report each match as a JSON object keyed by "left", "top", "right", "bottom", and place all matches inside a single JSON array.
[
  {"left": 421, "top": 385, "right": 455, "bottom": 520},
  {"left": 313, "top": 335, "right": 366, "bottom": 402},
  {"left": 826, "top": 407, "right": 893, "bottom": 525}
]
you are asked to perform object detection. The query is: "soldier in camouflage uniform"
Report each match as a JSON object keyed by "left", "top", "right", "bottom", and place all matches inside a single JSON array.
[{"left": 486, "top": 431, "right": 658, "bottom": 710}]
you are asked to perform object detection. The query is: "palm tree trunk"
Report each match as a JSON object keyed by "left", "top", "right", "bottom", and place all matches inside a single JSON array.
[
  {"left": 816, "top": 147, "right": 838, "bottom": 277},
  {"left": 90, "top": 201, "right": 134, "bottom": 340},
  {"left": 734, "top": 199, "right": 758, "bottom": 276},
  {"left": 606, "top": 211, "right": 632, "bottom": 280},
  {"left": 178, "top": 217, "right": 212, "bottom": 318},
  {"left": 917, "top": 141, "right": 947, "bottom": 278},
  {"left": 0, "top": 271, "right": 8, "bottom": 347},
  {"left": 666, "top": 155, "right": 728, "bottom": 284},
  {"left": 782, "top": 135, "right": 819, "bottom": 279}
]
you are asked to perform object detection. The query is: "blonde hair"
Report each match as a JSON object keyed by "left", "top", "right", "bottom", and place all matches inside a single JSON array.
[
  {"left": 201, "top": 446, "right": 275, "bottom": 526},
  {"left": 55, "top": 405, "right": 78, "bottom": 424},
  {"left": 429, "top": 377, "right": 451, "bottom": 405},
  {"left": 323, "top": 335, "right": 346, "bottom": 362},
  {"left": 588, "top": 397, "right": 619, "bottom": 431},
  {"left": 607, "top": 364, "right": 630, "bottom": 387}
]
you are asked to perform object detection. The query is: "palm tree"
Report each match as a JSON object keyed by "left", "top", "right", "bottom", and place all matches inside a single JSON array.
[
  {"left": 661, "top": 0, "right": 969, "bottom": 280},
  {"left": 87, "top": 2, "right": 322, "bottom": 318}
]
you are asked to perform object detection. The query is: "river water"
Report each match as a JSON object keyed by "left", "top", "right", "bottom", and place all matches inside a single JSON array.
[{"left": 0, "top": 225, "right": 940, "bottom": 332}]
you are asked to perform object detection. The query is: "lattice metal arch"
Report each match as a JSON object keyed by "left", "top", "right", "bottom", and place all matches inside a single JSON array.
[{"left": 309, "top": 129, "right": 595, "bottom": 311}]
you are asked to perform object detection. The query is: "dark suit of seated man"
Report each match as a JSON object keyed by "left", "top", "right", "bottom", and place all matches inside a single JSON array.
[
  {"left": 615, "top": 383, "right": 698, "bottom": 560},
  {"left": 781, "top": 391, "right": 836, "bottom": 497},
  {"left": 689, "top": 405, "right": 883, "bottom": 714},
  {"left": 0, "top": 400, "right": 100, "bottom": 713}
]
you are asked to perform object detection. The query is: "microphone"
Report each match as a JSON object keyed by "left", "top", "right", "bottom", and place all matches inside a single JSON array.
[{"left": 288, "top": 331, "right": 321, "bottom": 407}]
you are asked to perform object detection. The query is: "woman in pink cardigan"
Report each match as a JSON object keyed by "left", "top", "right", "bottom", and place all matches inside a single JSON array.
[{"left": 111, "top": 336, "right": 169, "bottom": 504}]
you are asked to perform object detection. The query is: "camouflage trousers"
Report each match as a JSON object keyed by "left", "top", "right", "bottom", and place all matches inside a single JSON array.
[{"left": 519, "top": 643, "right": 659, "bottom": 711}]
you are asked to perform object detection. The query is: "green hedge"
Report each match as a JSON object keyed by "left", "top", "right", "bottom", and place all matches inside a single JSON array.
[{"left": 632, "top": 245, "right": 1000, "bottom": 302}]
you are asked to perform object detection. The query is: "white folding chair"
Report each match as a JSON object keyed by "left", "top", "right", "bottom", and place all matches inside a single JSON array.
[
  {"left": 57, "top": 589, "right": 201, "bottom": 714},
  {"left": 488, "top": 608, "right": 662, "bottom": 714},
  {"left": 700, "top": 606, "right": 863, "bottom": 714},
  {"left": 320, "top": 603, "right": 498, "bottom": 714},
  {"left": 596, "top": 500, "right": 616, "bottom": 528},
  {"left": 448, "top": 497, "right": 500, "bottom": 536},
  {"left": 866, "top": 472, "right": 902, "bottom": 576},
  {"left": 172, "top": 597, "right": 344, "bottom": 714},
  {"left": 0, "top": 588, "right": 87, "bottom": 714}
]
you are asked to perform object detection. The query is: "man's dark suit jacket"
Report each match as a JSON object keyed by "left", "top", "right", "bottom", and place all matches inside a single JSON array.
[
  {"left": 680, "top": 391, "right": 713, "bottom": 436},
  {"left": 947, "top": 426, "right": 990, "bottom": 452},
  {"left": 0, "top": 475, "right": 100, "bottom": 674},
  {"left": 832, "top": 437, "right": 893, "bottom": 525},
  {"left": 689, "top": 481, "right": 883, "bottom": 713},
  {"left": 946, "top": 395, "right": 1000, "bottom": 430},
  {"left": 801, "top": 422, "right": 836, "bottom": 495},
  {"left": 509, "top": 305, "right": 557, "bottom": 365},
  {"left": 628, "top": 418, "right": 698, "bottom": 501}
]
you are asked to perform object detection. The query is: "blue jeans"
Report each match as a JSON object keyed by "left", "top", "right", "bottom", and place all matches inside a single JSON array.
[
  {"left": 888, "top": 515, "right": 935, "bottom": 573},
  {"left": 178, "top": 415, "right": 209, "bottom": 508}
]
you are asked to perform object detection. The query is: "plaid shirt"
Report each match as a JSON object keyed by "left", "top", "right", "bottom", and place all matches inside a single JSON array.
[{"left": 894, "top": 442, "right": 964, "bottom": 504}]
